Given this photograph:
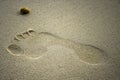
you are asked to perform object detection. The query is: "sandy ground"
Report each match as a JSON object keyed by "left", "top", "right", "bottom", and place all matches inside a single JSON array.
[{"left": 0, "top": 0, "right": 120, "bottom": 80}]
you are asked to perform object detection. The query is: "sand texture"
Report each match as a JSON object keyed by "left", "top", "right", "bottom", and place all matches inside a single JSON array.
[{"left": 0, "top": 0, "right": 120, "bottom": 80}]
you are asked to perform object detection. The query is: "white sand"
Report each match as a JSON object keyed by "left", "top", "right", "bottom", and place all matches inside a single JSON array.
[{"left": 0, "top": 0, "right": 120, "bottom": 80}]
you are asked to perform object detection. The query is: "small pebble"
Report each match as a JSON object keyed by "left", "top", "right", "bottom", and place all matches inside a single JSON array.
[{"left": 20, "top": 7, "right": 30, "bottom": 15}]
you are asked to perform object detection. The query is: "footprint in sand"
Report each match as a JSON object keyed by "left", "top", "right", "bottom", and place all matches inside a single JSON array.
[{"left": 6, "top": 29, "right": 108, "bottom": 65}]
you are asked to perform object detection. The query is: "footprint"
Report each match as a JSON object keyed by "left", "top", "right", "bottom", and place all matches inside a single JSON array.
[{"left": 7, "top": 29, "right": 108, "bottom": 65}]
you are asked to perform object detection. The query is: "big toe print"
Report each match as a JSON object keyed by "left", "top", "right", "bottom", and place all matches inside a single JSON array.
[
  {"left": 6, "top": 29, "right": 108, "bottom": 65},
  {"left": 7, "top": 44, "right": 24, "bottom": 56}
]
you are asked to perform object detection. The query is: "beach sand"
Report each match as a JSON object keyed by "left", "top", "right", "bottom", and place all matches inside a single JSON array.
[{"left": 0, "top": 0, "right": 120, "bottom": 80}]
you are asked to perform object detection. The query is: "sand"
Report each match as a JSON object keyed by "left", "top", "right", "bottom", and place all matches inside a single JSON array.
[{"left": 0, "top": 0, "right": 120, "bottom": 80}]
